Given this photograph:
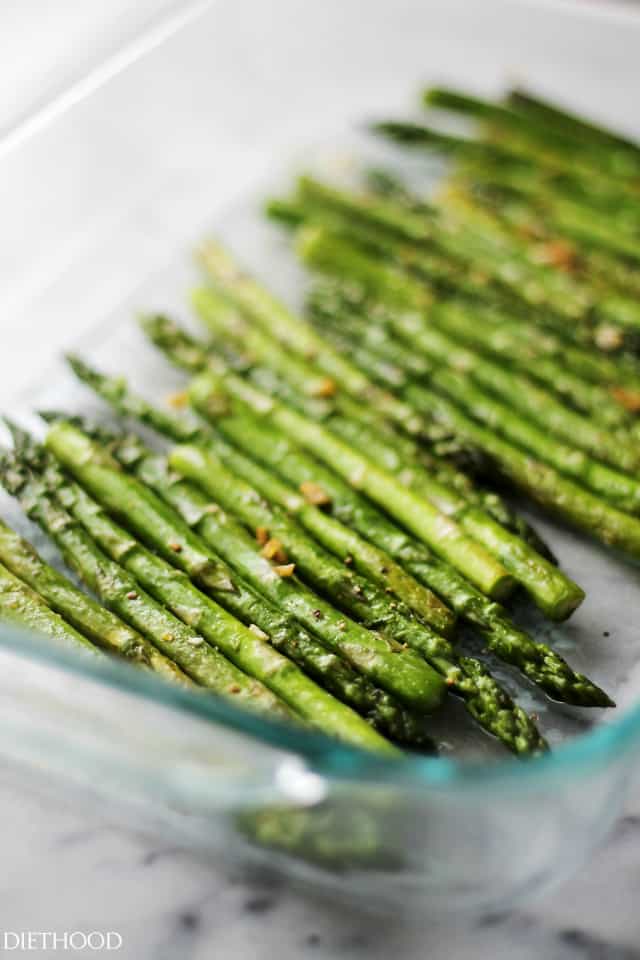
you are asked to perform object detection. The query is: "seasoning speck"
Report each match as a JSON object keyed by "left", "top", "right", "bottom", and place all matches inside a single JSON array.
[
  {"left": 169, "top": 542, "right": 183, "bottom": 553},
  {"left": 167, "top": 390, "right": 188, "bottom": 409},
  {"left": 308, "top": 377, "right": 336, "bottom": 398},
  {"left": 300, "top": 481, "right": 331, "bottom": 507},
  {"left": 274, "top": 563, "right": 296, "bottom": 578},
  {"left": 126, "top": 591, "right": 138, "bottom": 600},
  {"left": 189, "top": 635, "right": 205, "bottom": 646},
  {"left": 255, "top": 526, "right": 269, "bottom": 546},
  {"left": 261, "top": 537, "right": 287, "bottom": 563}
]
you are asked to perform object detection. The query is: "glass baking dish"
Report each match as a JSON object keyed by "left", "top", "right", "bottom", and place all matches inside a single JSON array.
[{"left": 2, "top": 0, "right": 640, "bottom": 913}]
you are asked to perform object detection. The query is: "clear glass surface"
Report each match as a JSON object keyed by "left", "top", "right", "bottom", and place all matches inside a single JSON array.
[{"left": 1, "top": 0, "right": 639, "bottom": 912}]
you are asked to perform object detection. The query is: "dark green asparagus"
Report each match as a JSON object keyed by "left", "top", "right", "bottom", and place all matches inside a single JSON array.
[
  {"left": 90, "top": 420, "right": 546, "bottom": 753},
  {"left": 0, "top": 447, "right": 298, "bottom": 720},
  {"left": 0, "top": 516, "right": 191, "bottom": 684},
  {"left": 41, "top": 411, "right": 428, "bottom": 748},
  {"left": 305, "top": 281, "right": 640, "bottom": 513},
  {"left": 44, "top": 420, "right": 445, "bottom": 717},
  {"left": 298, "top": 225, "right": 640, "bottom": 477},
  {"left": 186, "top": 369, "right": 612, "bottom": 706}
]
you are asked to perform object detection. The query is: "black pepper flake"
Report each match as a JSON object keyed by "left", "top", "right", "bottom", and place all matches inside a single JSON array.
[
  {"left": 313, "top": 609, "right": 323, "bottom": 620},
  {"left": 603, "top": 630, "right": 610, "bottom": 637}
]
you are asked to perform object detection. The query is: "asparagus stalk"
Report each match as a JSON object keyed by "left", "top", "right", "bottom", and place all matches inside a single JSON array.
[
  {"left": 63, "top": 360, "right": 577, "bottom": 722},
  {"left": 184, "top": 303, "right": 580, "bottom": 616},
  {"left": 431, "top": 298, "right": 640, "bottom": 430},
  {"left": 64, "top": 358, "right": 596, "bottom": 709},
  {"left": 170, "top": 438, "right": 551, "bottom": 750},
  {"left": 41, "top": 413, "right": 427, "bottom": 747},
  {"left": 296, "top": 175, "right": 640, "bottom": 342},
  {"left": 198, "top": 239, "right": 428, "bottom": 436},
  {"left": 94, "top": 423, "right": 546, "bottom": 753},
  {"left": 196, "top": 411, "right": 610, "bottom": 709},
  {"left": 186, "top": 370, "right": 612, "bottom": 705},
  {"left": 308, "top": 284, "right": 640, "bottom": 513},
  {"left": 373, "top": 118, "right": 640, "bottom": 221},
  {"left": 293, "top": 264, "right": 640, "bottom": 559},
  {"left": 298, "top": 225, "right": 640, "bottom": 477},
  {"left": 441, "top": 183, "right": 640, "bottom": 323},
  {"left": 189, "top": 293, "right": 559, "bottom": 564},
  {"left": 59, "top": 363, "right": 555, "bottom": 747},
  {"left": 423, "top": 87, "right": 640, "bottom": 181},
  {"left": 309, "top": 178, "right": 640, "bottom": 382},
  {"left": 0, "top": 517, "right": 192, "bottom": 685},
  {"left": 0, "top": 449, "right": 295, "bottom": 720},
  {"left": 146, "top": 301, "right": 514, "bottom": 600},
  {"left": 23, "top": 455, "right": 401, "bottom": 754},
  {"left": 405, "top": 382, "right": 640, "bottom": 563},
  {"left": 0, "top": 558, "right": 97, "bottom": 655},
  {"left": 457, "top": 177, "right": 640, "bottom": 300},
  {"left": 190, "top": 367, "right": 514, "bottom": 599},
  {"left": 507, "top": 88, "right": 640, "bottom": 161},
  {"left": 45, "top": 420, "right": 444, "bottom": 716}
]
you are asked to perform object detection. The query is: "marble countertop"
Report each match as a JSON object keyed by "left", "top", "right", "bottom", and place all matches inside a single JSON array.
[{"left": 3, "top": 772, "right": 640, "bottom": 960}]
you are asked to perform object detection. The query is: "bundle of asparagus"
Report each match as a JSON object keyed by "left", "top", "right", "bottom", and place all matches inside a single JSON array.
[{"left": 1, "top": 84, "right": 631, "bottom": 763}]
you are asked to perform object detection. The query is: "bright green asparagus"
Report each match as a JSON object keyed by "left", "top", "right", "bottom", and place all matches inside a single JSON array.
[{"left": 0, "top": 558, "right": 97, "bottom": 656}]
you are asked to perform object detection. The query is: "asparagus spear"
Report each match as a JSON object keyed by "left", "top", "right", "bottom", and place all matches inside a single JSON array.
[
  {"left": 373, "top": 118, "right": 640, "bottom": 220},
  {"left": 0, "top": 517, "right": 192, "bottom": 685},
  {"left": 41, "top": 413, "right": 427, "bottom": 747},
  {"left": 441, "top": 183, "right": 640, "bottom": 321},
  {"left": 423, "top": 87, "right": 640, "bottom": 181},
  {"left": 308, "top": 179, "right": 640, "bottom": 382},
  {"left": 62, "top": 360, "right": 578, "bottom": 719},
  {"left": 188, "top": 294, "right": 558, "bottom": 564},
  {"left": 292, "top": 260, "right": 640, "bottom": 558},
  {"left": 194, "top": 410, "right": 611, "bottom": 708},
  {"left": 296, "top": 176, "right": 640, "bottom": 343},
  {"left": 308, "top": 283, "right": 640, "bottom": 513},
  {"left": 186, "top": 369, "right": 612, "bottom": 704},
  {"left": 171, "top": 438, "right": 551, "bottom": 750},
  {"left": 457, "top": 177, "right": 640, "bottom": 300},
  {"left": 44, "top": 420, "right": 444, "bottom": 716},
  {"left": 63, "top": 360, "right": 454, "bottom": 633},
  {"left": 429, "top": 298, "right": 640, "bottom": 430},
  {"left": 298, "top": 225, "right": 640, "bottom": 477},
  {"left": 180, "top": 303, "right": 580, "bottom": 616},
  {"left": 19, "top": 443, "right": 403, "bottom": 752},
  {"left": 191, "top": 367, "right": 514, "bottom": 599},
  {"left": 84, "top": 420, "right": 546, "bottom": 753},
  {"left": 507, "top": 88, "right": 640, "bottom": 160},
  {"left": 141, "top": 313, "right": 514, "bottom": 600},
  {"left": 64, "top": 357, "right": 597, "bottom": 709},
  {"left": 0, "top": 558, "right": 97, "bottom": 656},
  {"left": 0, "top": 449, "right": 295, "bottom": 720}
]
